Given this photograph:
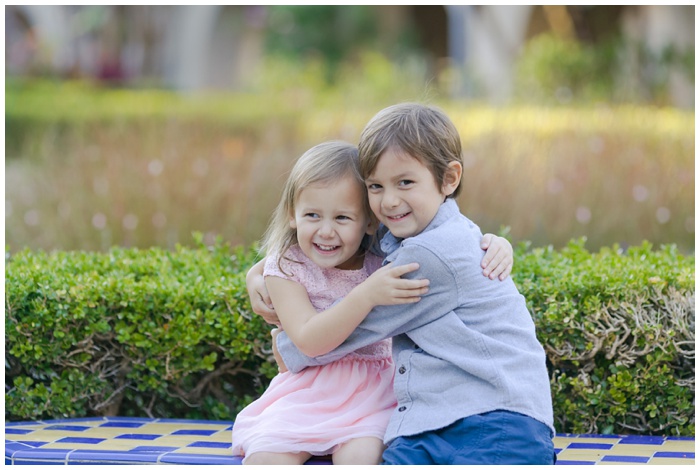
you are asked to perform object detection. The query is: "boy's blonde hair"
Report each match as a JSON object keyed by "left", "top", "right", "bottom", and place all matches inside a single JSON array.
[
  {"left": 261, "top": 141, "right": 371, "bottom": 270},
  {"left": 358, "top": 102, "right": 463, "bottom": 198}
]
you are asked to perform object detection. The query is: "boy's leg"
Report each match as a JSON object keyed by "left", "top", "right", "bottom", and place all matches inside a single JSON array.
[
  {"left": 381, "top": 434, "right": 438, "bottom": 465},
  {"left": 243, "top": 451, "right": 312, "bottom": 465},
  {"left": 446, "top": 411, "right": 555, "bottom": 465},
  {"left": 332, "top": 436, "right": 385, "bottom": 465}
]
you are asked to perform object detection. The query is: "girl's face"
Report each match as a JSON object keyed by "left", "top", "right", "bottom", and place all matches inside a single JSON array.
[{"left": 290, "top": 176, "right": 373, "bottom": 270}]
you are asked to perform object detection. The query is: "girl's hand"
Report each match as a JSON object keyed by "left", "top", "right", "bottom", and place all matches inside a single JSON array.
[
  {"left": 480, "top": 234, "right": 513, "bottom": 281},
  {"left": 271, "top": 328, "right": 288, "bottom": 373},
  {"left": 246, "top": 260, "right": 280, "bottom": 326},
  {"left": 358, "top": 262, "right": 429, "bottom": 308}
]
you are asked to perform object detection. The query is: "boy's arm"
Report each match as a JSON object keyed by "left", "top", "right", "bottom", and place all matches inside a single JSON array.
[
  {"left": 246, "top": 258, "right": 280, "bottom": 326},
  {"left": 246, "top": 234, "right": 512, "bottom": 325},
  {"left": 267, "top": 262, "right": 428, "bottom": 358},
  {"left": 277, "top": 244, "right": 460, "bottom": 372}
]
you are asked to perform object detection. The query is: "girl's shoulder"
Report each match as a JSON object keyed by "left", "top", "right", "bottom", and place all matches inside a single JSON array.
[{"left": 263, "top": 245, "right": 316, "bottom": 282}]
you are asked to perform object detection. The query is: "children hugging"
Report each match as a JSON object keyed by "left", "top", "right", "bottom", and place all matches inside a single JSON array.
[{"left": 232, "top": 103, "right": 554, "bottom": 465}]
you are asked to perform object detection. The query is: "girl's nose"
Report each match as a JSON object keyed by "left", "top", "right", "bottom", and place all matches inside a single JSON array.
[{"left": 318, "top": 220, "right": 335, "bottom": 237}]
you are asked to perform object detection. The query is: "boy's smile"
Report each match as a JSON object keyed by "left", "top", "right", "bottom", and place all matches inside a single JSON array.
[{"left": 365, "top": 148, "right": 461, "bottom": 239}]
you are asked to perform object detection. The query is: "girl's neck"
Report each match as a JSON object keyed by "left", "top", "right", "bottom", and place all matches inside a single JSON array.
[{"left": 334, "top": 248, "right": 366, "bottom": 271}]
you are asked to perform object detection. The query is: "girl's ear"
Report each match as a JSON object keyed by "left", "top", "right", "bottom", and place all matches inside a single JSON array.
[
  {"left": 289, "top": 215, "right": 297, "bottom": 229},
  {"left": 442, "top": 161, "right": 463, "bottom": 196},
  {"left": 365, "top": 214, "right": 379, "bottom": 235}
]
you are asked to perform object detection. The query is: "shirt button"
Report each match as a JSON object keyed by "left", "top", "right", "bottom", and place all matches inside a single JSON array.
[
  {"left": 398, "top": 366, "right": 406, "bottom": 374},
  {"left": 398, "top": 406, "right": 407, "bottom": 412}
]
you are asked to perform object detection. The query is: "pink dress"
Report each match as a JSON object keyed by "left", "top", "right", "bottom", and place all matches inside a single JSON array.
[{"left": 231, "top": 245, "right": 396, "bottom": 461}]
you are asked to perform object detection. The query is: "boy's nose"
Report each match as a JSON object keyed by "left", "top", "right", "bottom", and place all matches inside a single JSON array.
[{"left": 382, "top": 191, "right": 400, "bottom": 209}]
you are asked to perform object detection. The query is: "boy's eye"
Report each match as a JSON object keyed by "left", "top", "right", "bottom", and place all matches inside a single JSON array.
[
  {"left": 367, "top": 183, "right": 382, "bottom": 191},
  {"left": 398, "top": 179, "right": 414, "bottom": 187},
  {"left": 336, "top": 215, "right": 351, "bottom": 221}
]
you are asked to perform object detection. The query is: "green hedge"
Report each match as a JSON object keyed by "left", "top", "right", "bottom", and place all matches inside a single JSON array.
[{"left": 5, "top": 238, "right": 694, "bottom": 436}]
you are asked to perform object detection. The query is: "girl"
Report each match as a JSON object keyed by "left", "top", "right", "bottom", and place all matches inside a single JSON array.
[{"left": 231, "top": 141, "right": 430, "bottom": 465}]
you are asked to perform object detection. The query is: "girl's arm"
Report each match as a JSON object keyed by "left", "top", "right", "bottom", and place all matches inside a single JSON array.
[
  {"left": 480, "top": 233, "right": 513, "bottom": 280},
  {"left": 267, "top": 262, "right": 428, "bottom": 358}
]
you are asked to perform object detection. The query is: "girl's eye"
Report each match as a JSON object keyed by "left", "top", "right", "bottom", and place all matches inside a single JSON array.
[
  {"left": 336, "top": 215, "right": 351, "bottom": 221},
  {"left": 367, "top": 183, "right": 381, "bottom": 191},
  {"left": 398, "top": 179, "right": 414, "bottom": 187},
  {"left": 305, "top": 213, "right": 319, "bottom": 219}
]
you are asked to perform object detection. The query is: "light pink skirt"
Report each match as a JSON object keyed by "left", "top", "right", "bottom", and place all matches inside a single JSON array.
[{"left": 231, "top": 354, "right": 396, "bottom": 462}]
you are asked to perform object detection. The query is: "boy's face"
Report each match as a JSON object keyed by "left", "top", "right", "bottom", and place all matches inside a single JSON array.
[
  {"left": 365, "top": 148, "right": 460, "bottom": 239},
  {"left": 290, "top": 176, "right": 372, "bottom": 270}
]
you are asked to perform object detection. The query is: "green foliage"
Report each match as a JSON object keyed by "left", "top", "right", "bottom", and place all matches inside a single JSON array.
[
  {"left": 512, "top": 238, "right": 694, "bottom": 435},
  {"left": 5, "top": 238, "right": 694, "bottom": 436},
  {"left": 514, "top": 33, "right": 616, "bottom": 105},
  {"left": 5, "top": 236, "right": 276, "bottom": 421}
]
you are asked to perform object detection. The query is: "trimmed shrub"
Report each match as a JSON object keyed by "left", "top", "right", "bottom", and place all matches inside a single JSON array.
[{"left": 5, "top": 238, "right": 695, "bottom": 435}]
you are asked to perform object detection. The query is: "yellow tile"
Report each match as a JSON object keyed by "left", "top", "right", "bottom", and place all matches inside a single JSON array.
[
  {"left": 603, "top": 444, "right": 658, "bottom": 457},
  {"left": 555, "top": 449, "right": 604, "bottom": 462},
  {"left": 648, "top": 457, "right": 695, "bottom": 465}
]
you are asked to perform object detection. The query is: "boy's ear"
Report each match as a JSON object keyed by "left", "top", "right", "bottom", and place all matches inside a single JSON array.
[{"left": 442, "top": 161, "right": 463, "bottom": 196}]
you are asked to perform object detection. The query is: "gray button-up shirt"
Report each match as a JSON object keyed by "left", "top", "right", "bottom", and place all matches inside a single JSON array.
[{"left": 277, "top": 199, "right": 555, "bottom": 443}]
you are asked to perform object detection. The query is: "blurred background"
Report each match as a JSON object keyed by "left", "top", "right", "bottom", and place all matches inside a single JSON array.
[{"left": 5, "top": 5, "right": 695, "bottom": 254}]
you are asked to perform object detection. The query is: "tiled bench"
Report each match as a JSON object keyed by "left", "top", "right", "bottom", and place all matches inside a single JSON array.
[{"left": 4, "top": 417, "right": 695, "bottom": 465}]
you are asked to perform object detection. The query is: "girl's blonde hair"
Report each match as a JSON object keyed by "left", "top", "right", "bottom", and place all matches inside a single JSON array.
[{"left": 261, "top": 141, "right": 371, "bottom": 271}]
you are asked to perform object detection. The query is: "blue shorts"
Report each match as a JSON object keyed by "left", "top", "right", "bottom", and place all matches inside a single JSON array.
[{"left": 382, "top": 410, "right": 556, "bottom": 465}]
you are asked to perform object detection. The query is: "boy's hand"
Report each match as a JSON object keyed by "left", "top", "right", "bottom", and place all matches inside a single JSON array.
[
  {"left": 271, "top": 328, "right": 288, "bottom": 373},
  {"left": 246, "top": 261, "right": 280, "bottom": 326},
  {"left": 480, "top": 234, "right": 513, "bottom": 281},
  {"left": 357, "top": 262, "right": 429, "bottom": 308}
]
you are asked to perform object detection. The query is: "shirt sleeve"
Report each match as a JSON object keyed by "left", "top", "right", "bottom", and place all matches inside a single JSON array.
[{"left": 277, "top": 242, "right": 460, "bottom": 372}]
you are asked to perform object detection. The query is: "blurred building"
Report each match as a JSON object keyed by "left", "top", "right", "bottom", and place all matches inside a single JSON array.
[{"left": 5, "top": 5, "right": 694, "bottom": 107}]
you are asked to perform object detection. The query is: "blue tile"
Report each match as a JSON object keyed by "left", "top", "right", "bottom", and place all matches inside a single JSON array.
[
  {"left": 5, "top": 442, "right": 37, "bottom": 458},
  {"left": 105, "top": 416, "right": 153, "bottom": 423},
  {"left": 56, "top": 436, "right": 106, "bottom": 444},
  {"left": 131, "top": 446, "right": 179, "bottom": 453},
  {"left": 601, "top": 455, "right": 650, "bottom": 463},
  {"left": 11, "top": 448, "right": 72, "bottom": 461},
  {"left": 187, "top": 441, "right": 232, "bottom": 448},
  {"left": 44, "top": 425, "right": 90, "bottom": 432},
  {"left": 654, "top": 451, "right": 695, "bottom": 459},
  {"left": 156, "top": 418, "right": 234, "bottom": 425},
  {"left": 67, "top": 449, "right": 161, "bottom": 464},
  {"left": 159, "top": 452, "right": 243, "bottom": 465},
  {"left": 4, "top": 420, "right": 41, "bottom": 427},
  {"left": 5, "top": 428, "right": 33, "bottom": 435},
  {"left": 567, "top": 442, "right": 613, "bottom": 450},
  {"left": 16, "top": 441, "right": 49, "bottom": 448},
  {"left": 43, "top": 417, "right": 106, "bottom": 425},
  {"left": 114, "top": 433, "right": 161, "bottom": 440},
  {"left": 11, "top": 459, "right": 66, "bottom": 465},
  {"left": 619, "top": 435, "right": 665, "bottom": 445},
  {"left": 99, "top": 421, "right": 144, "bottom": 428},
  {"left": 667, "top": 436, "right": 695, "bottom": 441},
  {"left": 171, "top": 429, "right": 217, "bottom": 436}
]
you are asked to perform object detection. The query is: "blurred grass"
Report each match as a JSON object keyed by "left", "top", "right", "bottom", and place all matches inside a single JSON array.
[{"left": 5, "top": 78, "right": 695, "bottom": 254}]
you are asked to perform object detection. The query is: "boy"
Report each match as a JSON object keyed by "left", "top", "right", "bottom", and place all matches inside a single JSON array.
[{"left": 274, "top": 103, "right": 555, "bottom": 464}]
